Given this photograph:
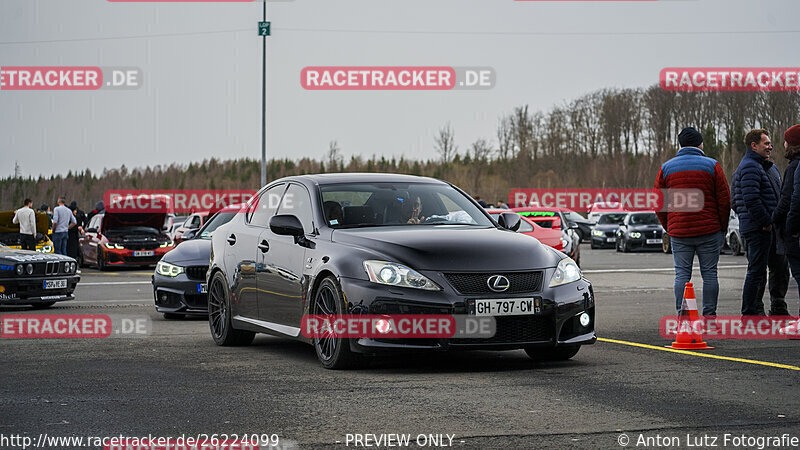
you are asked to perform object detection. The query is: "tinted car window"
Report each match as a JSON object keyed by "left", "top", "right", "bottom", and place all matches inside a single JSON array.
[
  {"left": 250, "top": 184, "right": 285, "bottom": 227},
  {"left": 629, "top": 213, "right": 659, "bottom": 225},
  {"left": 198, "top": 212, "right": 237, "bottom": 239},
  {"left": 598, "top": 213, "right": 627, "bottom": 225},
  {"left": 277, "top": 184, "right": 314, "bottom": 234},
  {"left": 320, "top": 182, "right": 493, "bottom": 228}
]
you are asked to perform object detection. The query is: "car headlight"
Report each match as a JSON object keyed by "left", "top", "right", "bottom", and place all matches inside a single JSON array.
[
  {"left": 104, "top": 242, "right": 124, "bottom": 249},
  {"left": 363, "top": 260, "right": 441, "bottom": 291},
  {"left": 629, "top": 232, "right": 641, "bottom": 239},
  {"left": 549, "top": 257, "right": 582, "bottom": 287},
  {"left": 156, "top": 261, "right": 184, "bottom": 277},
  {"left": 16, "top": 264, "right": 24, "bottom": 275},
  {"left": 159, "top": 241, "right": 174, "bottom": 248},
  {"left": 37, "top": 245, "right": 53, "bottom": 253},
  {"left": 591, "top": 229, "right": 604, "bottom": 237},
  {"left": 26, "top": 264, "right": 34, "bottom": 275}
]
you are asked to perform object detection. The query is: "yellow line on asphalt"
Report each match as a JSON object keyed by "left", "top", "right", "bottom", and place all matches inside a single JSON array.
[{"left": 598, "top": 337, "right": 800, "bottom": 371}]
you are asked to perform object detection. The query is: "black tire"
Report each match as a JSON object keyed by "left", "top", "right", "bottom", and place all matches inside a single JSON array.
[
  {"left": 730, "top": 234, "right": 743, "bottom": 256},
  {"left": 208, "top": 271, "right": 255, "bottom": 346},
  {"left": 163, "top": 313, "right": 186, "bottom": 320},
  {"left": 30, "top": 302, "right": 56, "bottom": 310},
  {"left": 590, "top": 241, "right": 598, "bottom": 250},
  {"left": 311, "top": 276, "right": 362, "bottom": 370},
  {"left": 616, "top": 238, "right": 623, "bottom": 252},
  {"left": 525, "top": 345, "right": 580, "bottom": 361}
]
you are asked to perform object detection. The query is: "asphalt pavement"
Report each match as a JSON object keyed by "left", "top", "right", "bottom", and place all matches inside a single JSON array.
[{"left": 1, "top": 245, "right": 799, "bottom": 450}]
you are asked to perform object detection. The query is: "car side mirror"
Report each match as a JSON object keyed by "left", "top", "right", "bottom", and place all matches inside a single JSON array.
[
  {"left": 184, "top": 228, "right": 199, "bottom": 240},
  {"left": 497, "top": 212, "right": 521, "bottom": 232},
  {"left": 270, "top": 215, "right": 305, "bottom": 237}
]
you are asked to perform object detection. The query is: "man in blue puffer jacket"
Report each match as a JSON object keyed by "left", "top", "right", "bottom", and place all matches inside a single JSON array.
[{"left": 733, "top": 129, "right": 789, "bottom": 316}]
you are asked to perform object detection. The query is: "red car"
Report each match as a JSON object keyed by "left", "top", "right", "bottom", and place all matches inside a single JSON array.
[
  {"left": 486, "top": 209, "right": 563, "bottom": 251},
  {"left": 172, "top": 211, "right": 212, "bottom": 244},
  {"left": 79, "top": 212, "right": 174, "bottom": 270},
  {"left": 512, "top": 206, "right": 581, "bottom": 266}
]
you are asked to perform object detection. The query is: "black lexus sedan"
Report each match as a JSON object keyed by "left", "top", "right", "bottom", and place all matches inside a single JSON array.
[
  {"left": 615, "top": 211, "right": 665, "bottom": 252},
  {"left": 208, "top": 174, "right": 596, "bottom": 369},
  {"left": 0, "top": 245, "right": 80, "bottom": 309},
  {"left": 152, "top": 206, "right": 241, "bottom": 319}
]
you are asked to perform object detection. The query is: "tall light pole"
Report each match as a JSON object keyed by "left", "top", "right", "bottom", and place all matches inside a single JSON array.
[{"left": 260, "top": 2, "right": 269, "bottom": 188}]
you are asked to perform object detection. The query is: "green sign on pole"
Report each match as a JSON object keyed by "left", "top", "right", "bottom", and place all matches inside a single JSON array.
[{"left": 258, "top": 21, "right": 271, "bottom": 36}]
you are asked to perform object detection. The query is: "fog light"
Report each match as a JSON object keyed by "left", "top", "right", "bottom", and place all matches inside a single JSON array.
[
  {"left": 375, "top": 318, "right": 393, "bottom": 334},
  {"left": 579, "top": 312, "right": 591, "bottom": 327}
]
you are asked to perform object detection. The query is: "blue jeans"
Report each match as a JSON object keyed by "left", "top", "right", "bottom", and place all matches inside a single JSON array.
[
  {"left": 742, "top": 230, "right": 789, "bottom": 315},
  {"left": 52, "top": 232, "right": 68, "bottom": 255},
  {"left": 670, "top": 231, "right": 724, "bottom": 316},
  {"left": 785, "top": 238, "right": 800, "bottom": 315}
]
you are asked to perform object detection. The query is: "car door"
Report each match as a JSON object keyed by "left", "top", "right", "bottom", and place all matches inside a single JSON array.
[
  {"left": 229, "top": 184, "right": 285, "bottom": 320},
  {"left": 81, "top": 215, "right": 102, "bottom": 264},
  {"left": 257, "top": 183, "right": 314, "bottom": 329}
]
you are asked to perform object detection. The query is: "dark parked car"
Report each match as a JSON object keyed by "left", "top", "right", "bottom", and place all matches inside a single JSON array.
[
  {"left": 208, "top": 174, "right": 595, "bottom": 369},
  {"left": 615, "top": 212, "right": 664, "bottom": 252},
  {"left": 562, "top": 210, "right": 593, "bottom": 243},
  {"left": 79, "top": 212, "right": 174, "bottom": 270},
  {"left": 590, "top": 213, "right": 627, "bottom": 249},
  {"left": 0, "top": 245, "right": 80, "bottom": 309},
  {"left": 153, "top": 206, "right": 241, "bottom": 319}
]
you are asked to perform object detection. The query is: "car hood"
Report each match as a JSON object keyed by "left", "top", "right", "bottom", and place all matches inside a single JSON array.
[
  {"left": 162, "top": 238, "right": 211, "bottom": 265},
  {"left": 103, "top": 212, "right": 166, "bottom": 233},
  {"left": 593, "top": 224, "right": 622, "bottom": 231},
  {"left": 627, "top": 224, "right": 663, "bottom": 231},
  {"left": 332, "top": 226, "right": 562, "bottom": 271},
  {"left": 0, "top": 246, "right": 74, "bottom": 262},
  {"left": 0, "top": 211, "right": 50, "bottom": 234}
]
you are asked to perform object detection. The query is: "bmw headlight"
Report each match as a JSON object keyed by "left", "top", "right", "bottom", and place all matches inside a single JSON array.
[
  {"left": 16, "top": 264, "right": 24, "bottom": 275},
  {"left": 156, "top": 261, "right": 184, "bottom": 277},
  {"left": 104, "top": 242, "right": 124, "bottom": 249},
  {"left": 549, "top": 257, "right": 582, "bottom": 287},
  {"left": 591, "top": 229, "right": 604, "bottom": 237},
  {"left": 363, "top": 261, "right": 441, "bottom": 291},
  {"left": 629, "top": 231, "right": 642, "bottom": 239},
  {"left": 159, "top": 241, "right": 174, "bottom": 248}
]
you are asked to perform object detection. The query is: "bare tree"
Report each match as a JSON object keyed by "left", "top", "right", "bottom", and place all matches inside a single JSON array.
[
  {"left": 434, "top": 122, "right": 458, "bottom": 165},
  {"left": 468, "top": 138, "right": 493, "bottom": 194}
]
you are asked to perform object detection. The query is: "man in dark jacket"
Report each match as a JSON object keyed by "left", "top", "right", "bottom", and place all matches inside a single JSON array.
[
  {"left": 655, "top": 127, "right": 730, "bottom": 316},
  {"left": 734, "top": 129, "right": 789, "bottom": 316},
  {"left": 779, "top": 125, "right": 800, "bottom": 318}
]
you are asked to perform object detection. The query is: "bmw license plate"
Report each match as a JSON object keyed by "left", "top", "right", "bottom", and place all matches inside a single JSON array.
[
  {"left": 607, "top": 237, "right": 616, "bottom": 243},
  {"left": 474, "top": 298, "right": 536, "bottom": 316},
  {"left": 43, "top": 279, "right": 67, "bottom": 289},
  {"left": 197, "top": 283, "right": 208, "bottom": 294},
  {"left": 133, "top": 250, "right": 155, "bottom": 257},
  {"left": 646, "top": 239, "right": 661, "bottom": 244}
]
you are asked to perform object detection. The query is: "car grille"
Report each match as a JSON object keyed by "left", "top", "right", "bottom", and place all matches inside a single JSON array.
[
  {"left": 444, "top": 272, "right": 543, "bottom": 295},
  {"left": 453, "top": 315, "right": 554, "bottom": 345},
  {"left": 605, "top": 231, "right": 615, "bottom": 237},
  {"left": 124, "top": 242, "right": 159, "bottom": 250},
  {"left": 185, "top": 266, "right": 209, "bottom": 281},
  {"left": 184, "top": 294, "right": 208, "bottom": 309}
]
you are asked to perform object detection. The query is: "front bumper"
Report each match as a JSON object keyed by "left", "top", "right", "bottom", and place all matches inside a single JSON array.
[
  {"left": 591, "top": 236, "right": 616, "bottom": 248},
  {"left": 0, "top": 274, "right": 80, "bottom": 305},
  {"left": 336, "top": 276, "right": 596, "bottom": 353},
  {"left": 152, "top": 273, "right": 208, "bottom": 316},
  {"left": 624, "top": 237, "right": 663, "bottom": 251},
  {"left": 104, "top": 247, "right": 171, "bottom": 267}
]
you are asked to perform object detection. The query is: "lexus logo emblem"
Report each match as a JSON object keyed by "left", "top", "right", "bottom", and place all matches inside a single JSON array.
[{"left": 487, "top": 275, "right": 510, "bottom": 293}]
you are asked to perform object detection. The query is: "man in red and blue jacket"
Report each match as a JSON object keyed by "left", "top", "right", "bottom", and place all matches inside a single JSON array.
[{"left": 655, "top": 127, "right": 731, "bottom": 317}]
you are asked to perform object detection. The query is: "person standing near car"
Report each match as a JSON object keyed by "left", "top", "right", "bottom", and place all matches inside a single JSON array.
[
  {"left": 12, "top": 198, "right": 37, "bottom": 251},
  {"left": 66, "top": 201, "right": 86, "bottom": 259},
  {"left": 778, "top": 125, "right": 800, "bottom": 317},
  {"left": 654, "top": 127, "right": 730, "bottom": 317},
  {"left": 51, "top": 197, "right": 76, "bottom": 256},
  {"left": 734, "top": 129, "right": 789, "bottom": 316}
]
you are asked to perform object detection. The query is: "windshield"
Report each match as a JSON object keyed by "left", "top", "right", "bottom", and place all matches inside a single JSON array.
[
  {"left": 197, "top": 212, "right": 237, "bottom": 239},
  {"left": 598, "top": 213, "right": 627, "bottom": 225},
  {"left": 320, "top": 182, "right": 493, "bottom": 228},
  {"left": 629, "top": 213, "right": 660, "bottom": 226}
]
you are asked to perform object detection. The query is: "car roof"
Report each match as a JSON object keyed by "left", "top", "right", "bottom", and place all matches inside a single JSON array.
[{"left": 271, "top": 173, "right": 448, "bottom": 187}]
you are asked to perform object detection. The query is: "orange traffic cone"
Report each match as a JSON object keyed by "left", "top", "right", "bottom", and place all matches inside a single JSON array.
[{"left": 668, "top": 282, "right": 713, "bottom": 350}]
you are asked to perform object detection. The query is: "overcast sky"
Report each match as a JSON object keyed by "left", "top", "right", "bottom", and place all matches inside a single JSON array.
[{"left": 0, "top": 0, "right": 797, "bottom": 178}]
